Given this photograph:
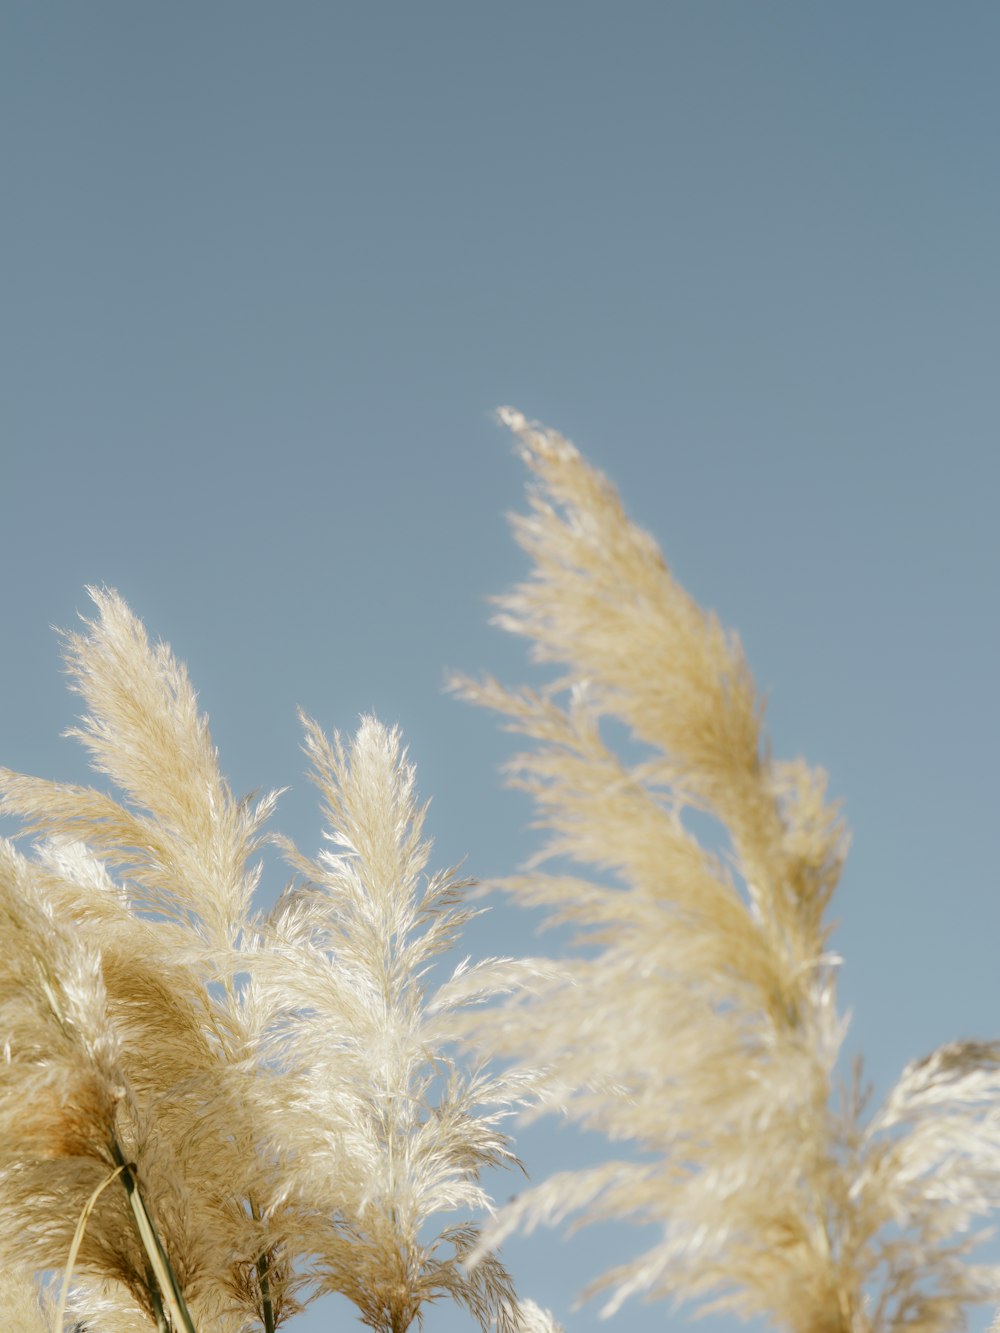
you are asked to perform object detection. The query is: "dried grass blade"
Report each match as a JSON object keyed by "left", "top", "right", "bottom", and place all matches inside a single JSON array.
[{"left": 56, "top": 1162, "right": 127, "bottom": 1333}]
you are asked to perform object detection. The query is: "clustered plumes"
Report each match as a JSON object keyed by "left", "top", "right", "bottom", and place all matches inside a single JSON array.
[
  {"left": 0, "top": 413, "right": 998, "bottom": 1333},
  {"left": 0, "top": 590, "right": 541, "bottom": 1332}
]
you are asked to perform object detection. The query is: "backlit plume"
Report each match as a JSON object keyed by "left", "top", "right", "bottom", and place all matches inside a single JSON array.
[
  {"left": 452, "top": 410, "right": 1000, "bottom": 1333},
  {"left": 0, "top": 589, "right": 545, "bottom": 1331},
  {"left": 2, "top": 413, "right": 1000, "bottom": 1333}
]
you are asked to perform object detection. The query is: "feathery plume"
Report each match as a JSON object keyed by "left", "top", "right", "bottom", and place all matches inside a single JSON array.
[
  {"left": 0, "top": 591, "right": 297, "bottom": 1327},
  {"left": 0, "top": 589, "right": 536, "bottom": 1329},
  {"left": 256, "top": 716, "right": 530, "bottom": 1333},
  {"left": 0, "top": 587, "right": 276, "bottom": 949},
  {"left": 512, "top": 1298, "right": 564, "bottom": 1333},
  {"left": 0, "top": 836, "right": 203, "bottom": 1329},
  {"left": 453, "top": 410, "right": 1000, "bottom": 1332}
]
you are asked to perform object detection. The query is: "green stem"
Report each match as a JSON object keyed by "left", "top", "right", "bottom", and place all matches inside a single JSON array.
[
  {"left": 249, "top": 1197, "right": 276, "bottom": 1333},
  {"left": 256, "top": 1249, "right": 276, "bottom": 1333},
  {"left": 110, "top": 1139, "right": 197, "bottom": 1333}
]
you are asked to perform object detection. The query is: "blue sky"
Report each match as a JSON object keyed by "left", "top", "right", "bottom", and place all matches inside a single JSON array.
[{"left": 3, "top": 4, "right": 1000, "bottom": 1331}]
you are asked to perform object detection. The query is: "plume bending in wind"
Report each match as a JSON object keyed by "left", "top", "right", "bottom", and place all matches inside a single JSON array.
[{"left": 453, "top": 410, "right": 1000, "bottom": 1333}]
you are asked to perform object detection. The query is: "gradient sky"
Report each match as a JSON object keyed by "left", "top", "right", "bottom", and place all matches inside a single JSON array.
[{"left": 3, "top": 5, "right": 1000, "bottom": 1332}]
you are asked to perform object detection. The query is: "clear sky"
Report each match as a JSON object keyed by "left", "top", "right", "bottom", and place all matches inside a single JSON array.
[{"left": 3, "top": 4, "right": 999, "bottom": 1332}]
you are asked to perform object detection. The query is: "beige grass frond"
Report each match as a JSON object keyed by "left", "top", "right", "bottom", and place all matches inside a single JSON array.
[
  {"left": 0, "top": 1269, "right": 57, "bottom": 1333},
  {"left": 0, "top": 597, "right": 312, "bottom": 1326},
  {"left": 0, "top": 587, "right": 278, "bottom": 947},
  {"left": 0, "top": 838, "right": 123, "bottom": 1169},
  {"left": 0, "top": 840, "right": 196, "bottom": 1324},
  {"left": 453, "top": 409, "right": 1000, "bottom": 1333},
  {"left": 1, "top": 591, "right": 544, "bottom": 1328},
  {"left": 250, "top": 715, "right": 531, "bottom": 1333}
]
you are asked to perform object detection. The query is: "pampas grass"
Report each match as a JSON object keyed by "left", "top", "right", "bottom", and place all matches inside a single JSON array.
[
  {"left": 1, "top": 412, "right": 999, "bottom": 1333},
  {"left": 452, "top": 410, "right": 1000, "bottom": 1333},
  {"left": 0, "top": 591, "right": 542, "bottom": 1332}
]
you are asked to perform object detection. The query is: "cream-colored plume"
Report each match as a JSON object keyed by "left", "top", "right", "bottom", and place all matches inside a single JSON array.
[
  {"left": 0, "top": 590, "right": 535, "bottom": 1332},
  {"left": 453, "top": 410, "right": 1000, "bottom": 1333},
  {"left": 253, "top": 715, "right": 533, "bottom": 1333}
]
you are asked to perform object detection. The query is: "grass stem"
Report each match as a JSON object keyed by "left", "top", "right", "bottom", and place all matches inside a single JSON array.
[
  {"left": 109, "top": 1138, "right": 197, "bottom": 1333},
  {"left": 249, "top": 1197, "right": 276, "bottom": 1333}
]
